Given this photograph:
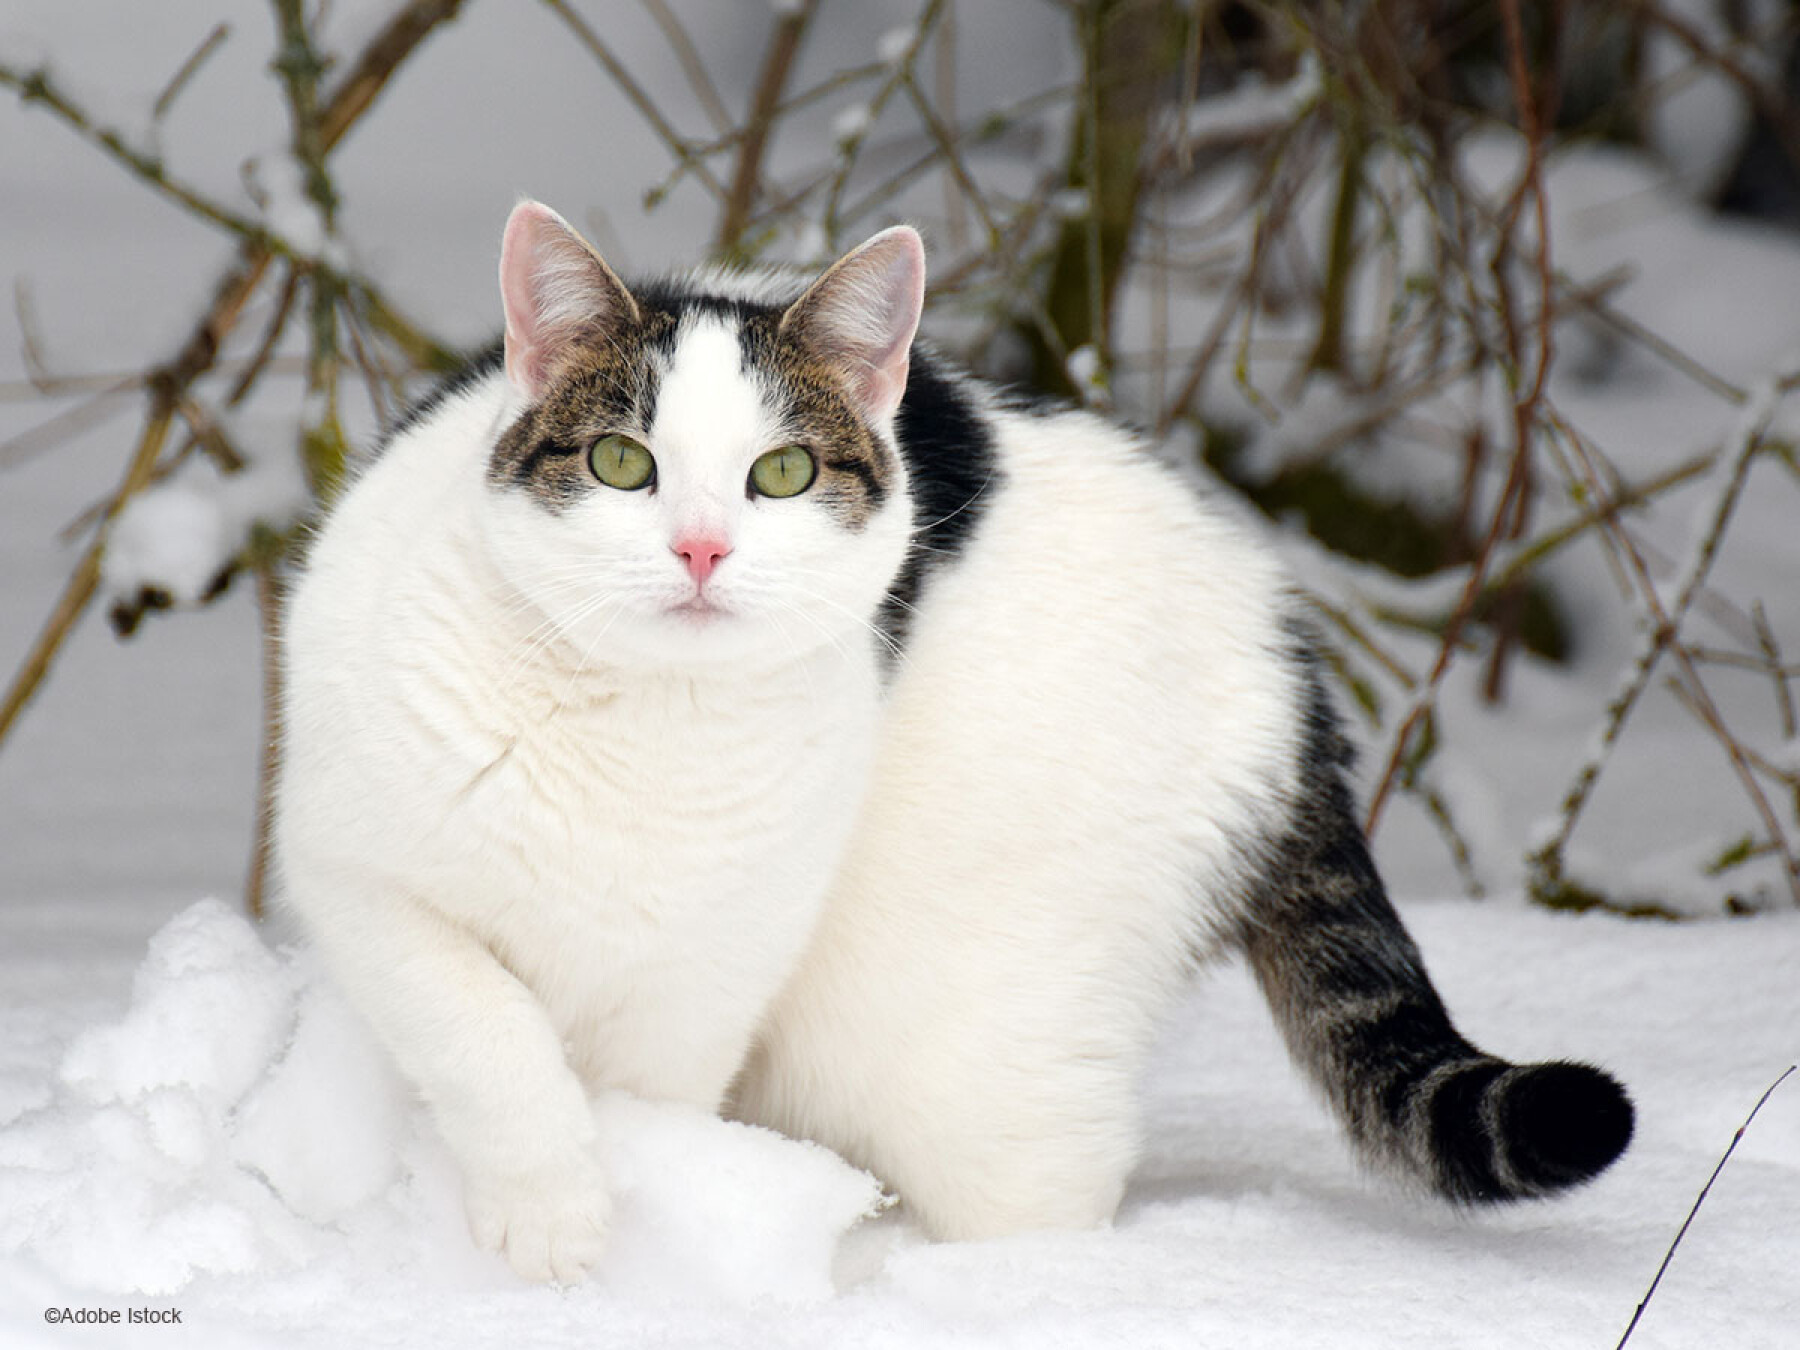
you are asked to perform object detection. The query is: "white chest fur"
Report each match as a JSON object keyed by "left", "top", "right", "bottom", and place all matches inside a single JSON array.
[{"left": 276, "top": 386, "right": 879, "bottom": 1161}]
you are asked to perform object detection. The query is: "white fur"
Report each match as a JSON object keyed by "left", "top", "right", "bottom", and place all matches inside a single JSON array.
[
  {"left": 280, "top": 209, "right": 1312, "bottom": 1277},
  {"left": 733, "top": 402, "right": 1306, "bottom": 1239},
  {"left": 276, "top": 328, "right": 909, "bottom": 1282}
]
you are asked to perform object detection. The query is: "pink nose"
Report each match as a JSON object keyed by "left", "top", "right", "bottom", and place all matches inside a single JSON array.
[{"left": 673, "top": 534, "right": 732, "bottom": 585}]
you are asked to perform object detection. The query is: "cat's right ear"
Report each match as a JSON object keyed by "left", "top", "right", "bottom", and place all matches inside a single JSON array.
[{"left": 499, "top": 200, "right": 640, "bottom": 401}]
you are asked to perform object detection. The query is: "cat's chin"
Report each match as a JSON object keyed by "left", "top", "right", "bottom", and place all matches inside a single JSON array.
[
  {"left": 665, "top": 597, "right": 731, "bottom": 623},
  {"left": 578, "top": 604, "right": 842, "bottom": 675}
]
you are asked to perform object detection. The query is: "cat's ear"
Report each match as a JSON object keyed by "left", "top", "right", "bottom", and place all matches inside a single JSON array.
[
  {"left": 780, "top": 226, "right": 925, "bottom": 425},
  {"left": 499, "top": 200, "right": 640, "bottom": 401}
]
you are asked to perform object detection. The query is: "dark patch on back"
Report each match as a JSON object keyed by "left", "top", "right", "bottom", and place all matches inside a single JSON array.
[{"left": 877, "top": 349, "right": 1000, "bottom": 651}]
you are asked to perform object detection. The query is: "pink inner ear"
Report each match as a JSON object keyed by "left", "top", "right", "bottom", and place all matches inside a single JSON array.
[
  {"left": 499, "top": 200, "right": 636, "bottom": 400},
  {"left": 783, "top": 226, "right": 926, "bottom": 425}
]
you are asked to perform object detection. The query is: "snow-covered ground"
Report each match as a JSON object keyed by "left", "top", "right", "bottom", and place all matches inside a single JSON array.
[
  {"left": 3, "top": 3, "right": 1798, "bottom": 1346},
  {"left": 1, "top": 893, "right": 1795, "bottom": 1349}
]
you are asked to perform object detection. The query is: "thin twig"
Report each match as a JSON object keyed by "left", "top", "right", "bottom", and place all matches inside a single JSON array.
[
  {"left": 0, "top": 404, "right": 175, "bottom": 746},
  {"left": 1528, "top": 380, "right": 1800, "bottom": 907},
  {"left": 153, "top": 22, "right": 231, "bottom": 123},
  {"left": 538, "top": 0, "right": 726, "bottom": 202},
  {"left": 0, "top": 381, "right": 140, "bottom": 471},
  {"left": 0, "top": 0, "right": 465, "bottom": 754},
  {"left": 819, "top": 0, "right": 949, "bottom": 246},
  {"left": 318, "top": 0, "right": 467, "bottom": 152},
  {"left": 715, "top": 0, "right": 820, "bottom": 259},
  {"left": 244, "top": 560, "right": 285, "bottom": 921},
  {"left": 1615, "top": 1066, "right": 1796, "bottom": 1349},
  {"left": 638, "top": 0, "right": 733, "bottom": 137}
]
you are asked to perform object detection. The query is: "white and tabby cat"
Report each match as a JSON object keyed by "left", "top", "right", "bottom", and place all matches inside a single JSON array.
[{"left": 275, "top": 201, "right": 1633, "bottom": 1285}]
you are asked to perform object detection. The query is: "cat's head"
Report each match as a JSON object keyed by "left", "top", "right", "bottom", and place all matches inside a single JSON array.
[{"left": 479, "top": 200, "right": 924, "bottom": 674}]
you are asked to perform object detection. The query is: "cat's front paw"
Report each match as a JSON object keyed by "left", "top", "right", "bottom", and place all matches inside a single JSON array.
[{"left": 464, "top": 1158, "right": 612, "bottom": 1285}]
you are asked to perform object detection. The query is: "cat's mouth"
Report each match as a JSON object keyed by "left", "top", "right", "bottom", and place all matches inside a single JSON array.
[{"left": 667, "top": 596, "right": 730, "bottom": 623}]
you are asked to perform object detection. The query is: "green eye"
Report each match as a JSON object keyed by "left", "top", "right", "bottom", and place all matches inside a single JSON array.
[
  {"left": 748, "top": 445, "right": 817, "bottom": 499},
  {"left": 589, "top": 434, "right": 655, "bottom": 491}
]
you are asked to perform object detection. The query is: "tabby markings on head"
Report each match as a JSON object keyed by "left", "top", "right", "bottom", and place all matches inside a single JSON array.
[{"left": 490, "top": 292, "right": 896, "bottom": 532}]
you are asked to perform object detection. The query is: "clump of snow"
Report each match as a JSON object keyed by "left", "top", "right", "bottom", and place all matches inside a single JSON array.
[
  {"left": 875, "top": 26, "right": 913, "bottom": 68},
  {"left": 102, "top": 476, "right": 238, "bottom": 610},
  {"left": 596, "top": 1093, "right": 888, "bottom": 1307},
  {"left": 245, "top": 152, "right": 328, "bottom": 259},
  {"left": 100, "top": 437, "right": 310, "bottom": 618},
  {"left": 1049, "top": 186, "right": 1090, "bottom": 220},
  {"left": 1065, "top": 344, "right": 1110, "bottom": 406},
  {"left": 0, "top": 901, "right": 885, "bottom": 1308},
  {"left": 830, "top": 103, "right": 873, "bottom": 146}
]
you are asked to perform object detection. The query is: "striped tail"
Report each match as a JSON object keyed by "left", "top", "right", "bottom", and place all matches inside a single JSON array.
[{"left": 1237, "top": 670, "right": 1634, "bottom": 1203}]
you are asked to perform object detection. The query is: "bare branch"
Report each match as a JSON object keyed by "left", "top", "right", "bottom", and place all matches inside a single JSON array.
[
  {"left": 538, "top": 0, "right": 727, "bottom": 202},
  {"left": 715, "top": 0, "right": 820, "bottom": 260}
]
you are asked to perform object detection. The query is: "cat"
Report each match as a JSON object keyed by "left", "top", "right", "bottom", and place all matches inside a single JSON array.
[{"left": 274, "top": 199, "right": 1633, "bottom": 1285}]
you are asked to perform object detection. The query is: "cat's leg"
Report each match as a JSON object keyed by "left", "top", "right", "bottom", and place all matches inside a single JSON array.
[
  {"left": 298, "top": 885, "right": 610, "bottom": 1284},
  {"left": 736, "top": 866, "right": 1173, "bottom": 1241}
]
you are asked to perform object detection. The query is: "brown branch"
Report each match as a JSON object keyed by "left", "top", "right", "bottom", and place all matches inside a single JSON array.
[
  {"left": 1365, "top": 0, "right": 1555, "bottom": 827},
  {"left": 153, "top": 21, "right": 232, "bottom": 123},
  {"left": 638, "top": 0, "right": 733, "bottom": 137},
  {"left": 1478, "top": 0, "right": 1557, "bottom": 705},
  {"left": 0, "top": 0, "right": 465, "bottom": 753},
  {"left": 0, "top": 402, "right": 176, "bottom": 746},
  {"left": 244, "top": 559, "right": 285, "bottom": 920},
  {"left": 715, "top": 0, "right": 820, "bottom": 260},
  {"left": 1527, "top": 382, "right": 1800, "bottom": 909},
  {"left": 539, "top": 0, "right": 726, "bottom": 202},
  {"left": 1628, "top": 0, "right": 1800, "bottom": 185},
  {"left": 318, "top": 0, "right": 468, "bottom": 152}
]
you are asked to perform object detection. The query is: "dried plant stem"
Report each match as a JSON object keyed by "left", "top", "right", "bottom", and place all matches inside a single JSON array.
[
  {"left": 638, "top": 0, "right": 733, "bottom": 137},
  {"left": 1485, "top": 450, "right": 1714, "bottom": 596},
  {"left": 1529, "top": 382, "right": 1800, "bottom": 908},
  {"left": 245, "top": 561, "right": 285, "bottom": 920},
  {"left": 1362, "top": 438, "right": 1532, "bottom": 833},
  {"left": 152, "top": 21, "right": 231, "bottom": 122},
  {"left": 715, "top": 0, "right": 819, "bottom": 260},
  {"left": 1362, "top": 0, "right": 1556, "bottom": 827},
  {"left": 0, "top": 403, "right": 175, "bottom": 746},
  {"left": 539, "top": 0, "right": 727, "bottom": 202},
  {"left": 319, "top": 0, "right": 467, "bottom": 151},
  {"left": 0, "top": 0, "right": 465, "bottom": 755},
  {"left": 1615, "top": 1066, "right": 1796, "bottom": 1349},
  {"left": 819, "top": 0, "right": 949, "bottom": 246}
]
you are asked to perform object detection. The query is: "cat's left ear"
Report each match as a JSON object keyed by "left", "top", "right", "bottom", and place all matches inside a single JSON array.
[
  {"left": 499, "top": 199, "right": 640, "bottom": 401},
  {"left": 780, "top": 226, "right": 925, "bottom": 425}
]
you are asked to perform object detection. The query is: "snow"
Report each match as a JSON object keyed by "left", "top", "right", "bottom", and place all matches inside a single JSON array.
[
  {"left": 246, "top": 153, "right": 329, "bottom": 261},
  {"left": 3, "top": 902, "right": 886, "bottom": 1317},
  {"left": 831, "top": 102, "right": 874, "bottom": 146},
  {"left": 100, "top": 447, "right": 309, "bottom": 617},
  {"left": 1, "top": 896, "right": 1796, "bottom": 1346},
  {"left": 876, "top": 26, "right": 915, "bottom": 68},
  {"left": 4, "top": 1, "right": 1800, "bottom": 1345}
]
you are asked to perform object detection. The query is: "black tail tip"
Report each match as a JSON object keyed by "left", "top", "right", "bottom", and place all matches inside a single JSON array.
[{"left": 1498, "top": 1060, "right": 1635, "bottom": 1196}]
